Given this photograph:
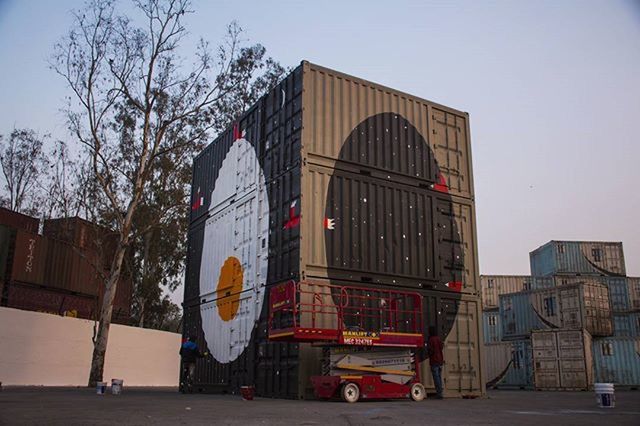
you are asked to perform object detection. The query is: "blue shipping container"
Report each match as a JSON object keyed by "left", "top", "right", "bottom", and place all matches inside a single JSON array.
[
  {"left": 592, "top": 338, "right": 640, "bottom": 387},
  {"left": 483, "top": 311, "right": 502, "bottom": 344},
  {"left": 530, "top": 241, "right": 626, "bottom": 277},
  {"left": 489, "top": 340, "right": 534, "bottom": 389},
  {"left": 613, "top": 312, "right": 640, "bottom": 337}
]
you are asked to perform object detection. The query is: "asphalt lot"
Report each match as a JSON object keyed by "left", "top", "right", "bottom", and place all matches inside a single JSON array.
[{"left": 1, "top": 387, "right": 639, "bottom": 425}]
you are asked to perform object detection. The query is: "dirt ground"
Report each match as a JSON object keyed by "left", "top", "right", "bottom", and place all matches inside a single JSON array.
[{"left": 1, "top": 387, "right": 639, "bottom": 425}]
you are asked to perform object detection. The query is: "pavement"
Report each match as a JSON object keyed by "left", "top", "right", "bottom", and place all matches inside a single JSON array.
[{"left": 1, "top": 387, "right": 639, "bottom": 425}]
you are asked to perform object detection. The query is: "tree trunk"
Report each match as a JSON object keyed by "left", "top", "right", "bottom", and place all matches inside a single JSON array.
[
  {"left": 87, "top": 240, "right": 128, "bottom": 387},
  {"left": 138, "top": 299, "right": 145, "bottom": 328}
]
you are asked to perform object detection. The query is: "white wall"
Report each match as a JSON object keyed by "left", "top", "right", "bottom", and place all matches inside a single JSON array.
[{"left": 0, "top": 307, "right": 180, "bottom": 386}]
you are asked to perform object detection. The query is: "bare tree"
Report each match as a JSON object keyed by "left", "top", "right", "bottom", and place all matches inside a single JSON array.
[
  {"left": 52, "top": 0, "right": 277, "bottom": 386},
  {"left": 0, "top": 128, "right": 49, "bottom": 214}
]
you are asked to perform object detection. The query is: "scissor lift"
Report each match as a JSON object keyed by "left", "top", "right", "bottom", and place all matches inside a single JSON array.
[{"left": 268, "top": 280, "right": 426, "bottom": 402}]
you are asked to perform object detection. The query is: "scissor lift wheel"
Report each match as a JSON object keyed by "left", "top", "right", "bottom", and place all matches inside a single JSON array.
[
  {"left": 410, "top": 383, "right": 426, "bottom": 401},
  {"left": 341, "top": 382, "right": 360, "bottom": 403}
]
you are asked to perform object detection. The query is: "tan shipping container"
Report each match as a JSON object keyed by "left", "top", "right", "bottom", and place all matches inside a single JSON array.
[
  {"left": 481, "top": 275, "right": 530, "bottom": 310},
  {"left": 532, "top": 329, "right": 593, "bottom": 390}
]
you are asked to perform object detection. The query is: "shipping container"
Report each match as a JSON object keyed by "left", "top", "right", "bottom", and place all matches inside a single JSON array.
[
  {"left": 548, "top": 275, "right": 630, "bottom": 312},
  {"left": 11, "top": 230, "right": 48, "bottom": 286},
  {"left": 613, "top": 312, "right": 640, "bottom": 337},
  {"left": 481, "top": 275, "right": 528, "bottom": 310},
  {"left": 5, "top": 281, "right": 98, "bottom": 319},
  {"left": 482, "top": 310, "right": 502, "bottom": 343},
  {"left": 628, "top": 277, "right": 640, "bottom": 310},
  {"left": 0, "top": 224, "right": 15, "bottom": 285},
  {"left": 500, "top": 281, "right": 612, "bottom": 339},
  {"left": 530, "top": 241, "right": 626, "bottom": 277},
  {"left": 481, "top": 275, "right": 556, "bottom": 309},
  {"left": 184, "top": 61, "right": 481, "bottom": 398},
  {"left": 483, "top": 340, "right": 533, "bottom": 389},
  {"left": 531, "top": 329, "right": 593, "bottom": 390},
  {"left": 592, "top": 338, "right": 640, "bottom": 388},
  {"left": 0, "top": 207, "right": 39, "bottom": 234}
]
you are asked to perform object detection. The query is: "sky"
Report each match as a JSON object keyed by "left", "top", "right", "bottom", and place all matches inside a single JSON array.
[{"left": 1, "top": 0, "right": 639, "bottom": 304}]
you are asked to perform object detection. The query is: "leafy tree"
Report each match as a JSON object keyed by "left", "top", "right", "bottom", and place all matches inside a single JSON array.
[
  {"left": 52, "top": 0, "right": 285, "bottom": 386},
  {"left": 0, "top": 128, "right": 49, "bottom": 215}
]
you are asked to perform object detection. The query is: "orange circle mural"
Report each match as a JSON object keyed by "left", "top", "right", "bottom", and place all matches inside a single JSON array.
[{"left": 216, "top": 256, "right": 244, "bottom": 321}]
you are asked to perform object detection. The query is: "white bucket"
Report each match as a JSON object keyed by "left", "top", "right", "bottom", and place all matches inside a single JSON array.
[
  {"left": 96, "top": 382, "right": 107, "bottom": 395},
  {"left": 594, "top": 383, "right": 615, "bottom": 408},
  {"left": 111, "top": 379, "right": 124, "bottom": 395}
]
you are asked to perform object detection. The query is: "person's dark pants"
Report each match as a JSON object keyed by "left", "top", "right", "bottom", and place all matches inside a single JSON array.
[
  {"left": 430, "top": 364, "right": 443, "bottom": 397},
  {"left": 181, "top": 362, "right": 196, "bottom": 392}
]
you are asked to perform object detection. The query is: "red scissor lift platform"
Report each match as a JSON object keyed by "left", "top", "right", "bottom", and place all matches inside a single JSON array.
[{"left": 268, "top": 280, "right": 426, "bottom": 402}]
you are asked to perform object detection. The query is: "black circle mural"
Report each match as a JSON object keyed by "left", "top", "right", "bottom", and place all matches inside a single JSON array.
[{"left": 324, "top": 112, "right": 464, "bottom": 341}]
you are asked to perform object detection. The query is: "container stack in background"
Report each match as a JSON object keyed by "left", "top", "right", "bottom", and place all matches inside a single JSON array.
[
  {"left": 481, "top": 240, "right": 640, "bottom": 390},
  {"left": 0, "top": 208, "right": 132, "bottom": 324},
  {"left": 183, "top": 61, "right": 483, "bottom": 399}
]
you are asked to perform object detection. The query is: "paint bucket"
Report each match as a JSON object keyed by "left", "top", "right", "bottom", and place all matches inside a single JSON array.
[
  {"left": 594, "top": 383, "right": 615, "bottom": 408},
  {"left": 111, "top": 379, "right": 124, "bottom": 395},
  {"left": 96, "top": 382, "right": 107, "bottom": 395},
  {"left": 240, "top": 386, "right": 255, "bottom": 401}
]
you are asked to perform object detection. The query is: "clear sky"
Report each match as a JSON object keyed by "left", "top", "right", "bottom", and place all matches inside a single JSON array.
[{"left": 1, "top": 1, "right": 639, "bottom": 305}]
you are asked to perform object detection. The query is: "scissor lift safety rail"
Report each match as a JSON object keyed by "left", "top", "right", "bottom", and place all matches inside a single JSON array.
[{"left": 268, "top": 280, "right": 424, "bottom": 347}]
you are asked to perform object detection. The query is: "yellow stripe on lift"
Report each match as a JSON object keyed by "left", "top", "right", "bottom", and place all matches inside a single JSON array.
[
  {"left": 269, "top": 331, "right": 294, "bottom": 339},
  {"left": 336, "top": 364, "right": 415, "bottom": 376},
  {"left": 340, "top": 376, "right": 363, "bottom": 380},
  {"left": 380, "top": 332, "right": 423, "bottom": 337}
]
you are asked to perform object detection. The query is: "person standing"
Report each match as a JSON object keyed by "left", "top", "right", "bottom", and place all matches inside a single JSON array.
[
  {"left": 427, "top": 326, "right": 444, "bottom": 399},
  {"left": 180, "top": 335, "right": 206, "bottom": 393}
]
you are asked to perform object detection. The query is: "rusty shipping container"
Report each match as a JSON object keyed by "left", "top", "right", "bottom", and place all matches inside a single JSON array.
[
  {"left": 500, "top": 281, "right": 613, "bottom": 339},
  {"left": 530, "top": 241, "right": 626, "bottom": 277},
  {"left": 0, "top": 207, "right": 39, "bottom": 234},
  {"left": 5, "top": 282, "right": 99, "bottom": 320},
  {"left": 531, "top": 329, "right": 593, "bottom": 391},
  {"left": 183, "top": 62, "right": 482, "bottom": 398},
  {"left": 11, "top": 230, "right": 48, "bottom": 286}
]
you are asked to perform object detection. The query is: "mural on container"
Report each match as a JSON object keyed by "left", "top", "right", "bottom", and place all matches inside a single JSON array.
[
  {"left": 198, "top": 135, "right": 269, "bottom": 363},
  {"left": 324, "top": 113, "right": 464, "bottom": 339}
]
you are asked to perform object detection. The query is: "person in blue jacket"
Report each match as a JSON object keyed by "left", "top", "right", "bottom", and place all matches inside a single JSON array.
[{"left": 180, "top": 335, "right": 207, "bottom": 393}]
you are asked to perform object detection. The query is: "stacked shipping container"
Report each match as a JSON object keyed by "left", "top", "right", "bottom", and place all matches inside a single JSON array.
[
  {"left": 184, "top": 61, "right": 482, "bottom": 398},
  {"left": 481, "top": 239, "right": 640, "bottom": 390},
  {"left": 0, "top": 212, "right": 132, "bottom": 323}
]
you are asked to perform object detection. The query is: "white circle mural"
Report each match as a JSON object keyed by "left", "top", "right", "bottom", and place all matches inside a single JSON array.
[{"left": 199, "top": 137, "right": 269, "bottom": 363}]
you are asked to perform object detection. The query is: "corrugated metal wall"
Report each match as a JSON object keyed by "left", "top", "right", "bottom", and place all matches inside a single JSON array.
[{"left": 592, "top": 338, "right": 640, "bottom": 387}]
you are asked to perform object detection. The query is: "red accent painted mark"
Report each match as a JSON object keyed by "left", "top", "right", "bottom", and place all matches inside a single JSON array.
[
  {"left": 324, "top": 218, "right": 335, "bottom": 230},
  {"left": 284, "top": 201, "right": 300, "bottom": 229},
  {"left": 446, "top": 281, "right": 463, "bottom": 292},
  {"left": 433, "top": 173, "right": 449, "bottom": 193},
  {"left": 233, "top": 122, "right": 241, "bottom": 141},
  {"left": 191, "top": 192, "right": 204, "bottom": 211}
]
